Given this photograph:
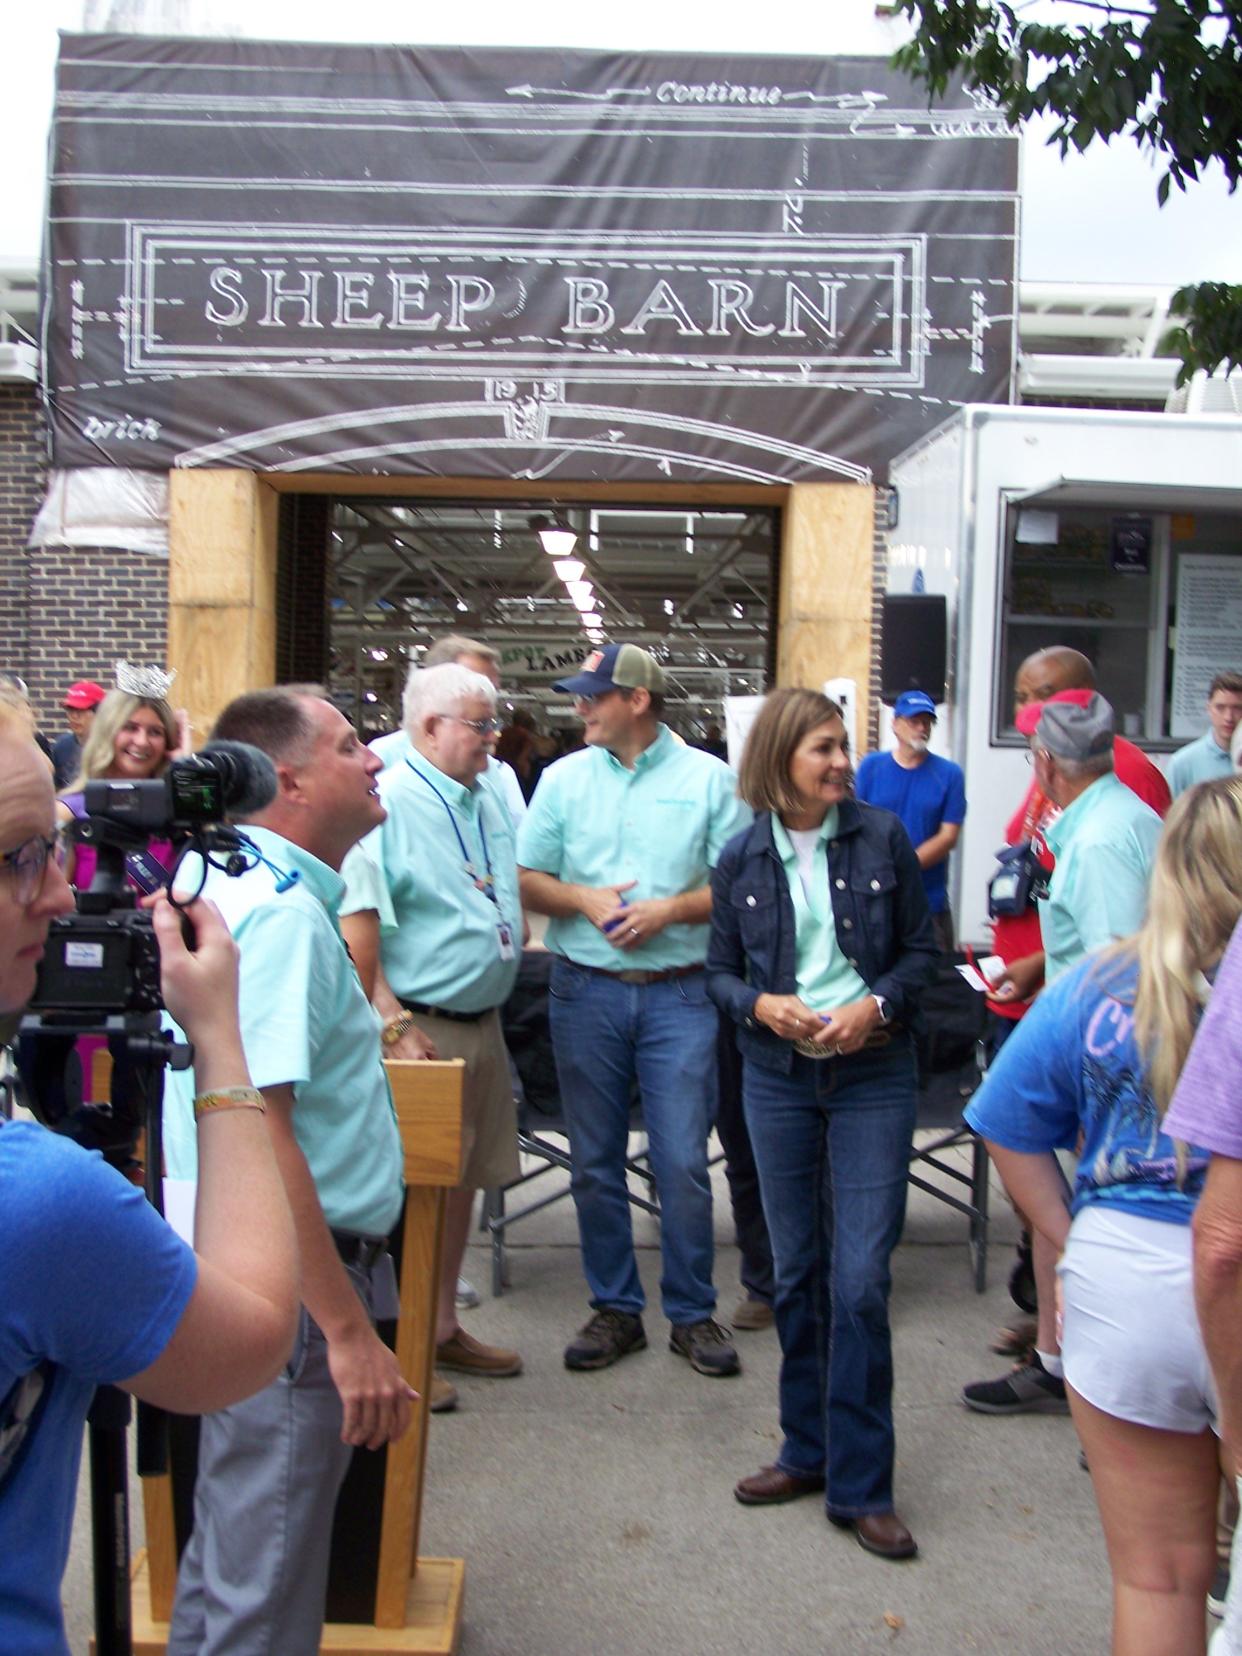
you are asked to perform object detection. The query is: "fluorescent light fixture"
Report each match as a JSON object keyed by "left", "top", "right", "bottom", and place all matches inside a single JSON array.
[
  {"left": 579, "top": 611, "right": 602, "bottom": 628},
  {"left": 530, "top": 512, "right": 578, "bottom": 556},
  {"left": 567, "top": 581, "right": 595, "bottom": 609},
  {"left": 553, "top": 558, "right": 585, "bottom": 582}
]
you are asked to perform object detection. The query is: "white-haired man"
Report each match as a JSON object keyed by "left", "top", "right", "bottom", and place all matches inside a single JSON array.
[
  {"left": 371, "top": 635, "right": 526, "bottom": 826},
  {"left": 342, "top": 663, "right": 524, "bottom": 1401}
]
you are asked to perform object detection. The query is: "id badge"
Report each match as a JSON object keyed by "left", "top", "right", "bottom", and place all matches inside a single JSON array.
[{"left": 497, "top": 920, "right": 515, "bottom": 961}]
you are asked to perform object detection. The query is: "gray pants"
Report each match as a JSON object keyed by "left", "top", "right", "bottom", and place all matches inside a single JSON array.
[{"left": 167, "top": 1261, "right": 378, "bottom": 1656}]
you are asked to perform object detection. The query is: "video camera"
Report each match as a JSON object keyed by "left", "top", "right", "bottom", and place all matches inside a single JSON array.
[{"left": 19, "top": 739, "right": 278, "bottom": 1155}]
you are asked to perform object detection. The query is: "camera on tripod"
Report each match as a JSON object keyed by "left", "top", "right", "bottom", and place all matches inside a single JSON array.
[
  {"left": 19, "top": 740, "right": 278, "bottom": 1155},
  {"left": 30, "top": 744, "right": 274, "bottom": 1020}
]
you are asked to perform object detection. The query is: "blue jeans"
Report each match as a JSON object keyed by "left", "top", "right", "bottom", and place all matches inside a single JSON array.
[
  {"left": 548, "top": 959, "right": 719, "bottom": 1325},
  {"left": 742, "top": 1042, "right": 917, "bottom": 1518}
]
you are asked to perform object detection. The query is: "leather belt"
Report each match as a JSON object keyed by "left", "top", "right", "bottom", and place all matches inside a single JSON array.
[
  {"left": 577, "top": 961, "right": 706, "bottom": 987},
  {"left": 401, "top": 999, "right": 495, "bottom": 1024},
  {"left": 331, "top": 1230, "right": 388, "bottom": 1269}
]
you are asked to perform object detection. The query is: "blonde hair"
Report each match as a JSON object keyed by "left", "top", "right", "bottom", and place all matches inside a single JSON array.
[
  {"left": 0, "top": 684, "right": 38, "bottom": 742},
  {"left": 1125, "top": 775, "right": 1242, "bottom": 1115},
  {"left": 69, "top": 690, "right": 176, "bottom": 790},
  {"left": 737, "top": 688, "right": 846, "bottom": 817}
]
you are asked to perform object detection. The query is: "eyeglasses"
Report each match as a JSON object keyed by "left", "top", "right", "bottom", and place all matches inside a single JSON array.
[
  {"left": 441, "top": 715, "right": 502, "bottom": 737},
  {"left": 0, "top": 830, "right": 68, "bottom": 904}
]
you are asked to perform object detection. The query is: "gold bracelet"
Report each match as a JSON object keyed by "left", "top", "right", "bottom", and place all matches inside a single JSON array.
[
  {"left": 381, "top": 1013, "right": 414, "bottom": 1049},
  {"left": 194, "top": 1086, "right": 266, "bottom": 1119}
]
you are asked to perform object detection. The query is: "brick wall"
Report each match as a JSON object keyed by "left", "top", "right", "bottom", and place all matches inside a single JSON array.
[
  {"left": 0, "top": 382, "right": 167, "bottom": 726},
  {"left": 26, "top": 547, "right": 167, "bottom": 725},
  {"left": 0, "top": 384, "right": 42, "bottom": 685}
]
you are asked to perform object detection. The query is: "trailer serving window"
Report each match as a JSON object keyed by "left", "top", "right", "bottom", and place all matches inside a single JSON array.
[{"left": 995, "top": 498, "right": 1242, "bottom": 747}]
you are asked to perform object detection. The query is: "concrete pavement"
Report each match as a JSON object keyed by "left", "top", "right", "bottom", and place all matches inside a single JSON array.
[{"left": 63, "top": 1143, "right": 1108, "bottom": 1654}]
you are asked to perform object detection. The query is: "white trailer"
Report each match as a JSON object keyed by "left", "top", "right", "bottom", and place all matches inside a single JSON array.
[{"left": 887, "top": 404, "right": 1242, "bottom": 942}]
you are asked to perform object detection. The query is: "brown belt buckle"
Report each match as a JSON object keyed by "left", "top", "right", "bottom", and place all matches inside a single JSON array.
[{"left": 617, "top": 969, "right": 651, "bottom": 985}]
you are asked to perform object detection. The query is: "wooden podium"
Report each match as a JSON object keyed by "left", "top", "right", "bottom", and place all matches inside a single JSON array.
[{"left": 124, "top": 1059, "right": 468, "bottom": 1655}]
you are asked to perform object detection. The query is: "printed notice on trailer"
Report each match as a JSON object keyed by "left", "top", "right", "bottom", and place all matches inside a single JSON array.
[{"left": 1171, "top": 554, "right": 1242, "bottom": 737}]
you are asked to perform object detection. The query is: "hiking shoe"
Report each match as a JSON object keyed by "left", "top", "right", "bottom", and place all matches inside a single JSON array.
[
  {"left": 564, "top": 1309, "right": 647, "bottom": 1371},
  {"left": 962, "top": 1351, "right": 1069, "bottom": 1415},
  {"left": 669, "top": 1318, "right": 741, "bottom": 1377},
  {"left": 1209, "top": 1562, "right": 1231, "bottom": 1620}
]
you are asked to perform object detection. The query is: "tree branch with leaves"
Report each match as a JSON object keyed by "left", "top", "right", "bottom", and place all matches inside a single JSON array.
[{"left": 891, "top": 1, "right": 1242, "bottom": 381}]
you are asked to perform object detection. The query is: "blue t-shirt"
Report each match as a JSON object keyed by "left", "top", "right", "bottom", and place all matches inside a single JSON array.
[
  {"left": 852, "top": 751, "right": 966, "bottom": 914},
  {"left": 0, "top": 1121, "right": 196, "bottom": 1654},
  {"left": 965, "top": 953, "right": 1210, "bottom": 1225}
]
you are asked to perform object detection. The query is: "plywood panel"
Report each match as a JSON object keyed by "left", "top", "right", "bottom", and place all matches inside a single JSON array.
[
  {"left": 168, "top": 469, "right": 280, "bottom": 736},
  {"left": 777, "top": 483, "right": 875, "bottom": 737}
]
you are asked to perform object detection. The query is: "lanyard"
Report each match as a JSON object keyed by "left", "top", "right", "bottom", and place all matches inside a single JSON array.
[{"left": 406, "top": 758, "right": 499, "bottom": 908}]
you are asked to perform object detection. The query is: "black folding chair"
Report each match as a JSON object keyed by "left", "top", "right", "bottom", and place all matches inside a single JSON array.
[{"left": 908, "top": 953, "right": 991, "bottom": 1293}]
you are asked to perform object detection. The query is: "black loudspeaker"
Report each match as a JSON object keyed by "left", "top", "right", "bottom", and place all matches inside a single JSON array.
[{"left": 880, "top": 594, "right": 947, "bottom": 704}]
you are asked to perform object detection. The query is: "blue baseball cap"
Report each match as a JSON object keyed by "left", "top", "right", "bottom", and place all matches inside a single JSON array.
[
  {"left": 553, "top": 642, "right": 666, "bottom": 698},
  {"left": 893, "top": 690, "right": 938, "bottom": 720}
]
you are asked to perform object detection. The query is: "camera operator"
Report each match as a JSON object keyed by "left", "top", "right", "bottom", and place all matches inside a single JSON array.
[{"left": 0, "top": 723, "right": 300, "bottom": 1656}]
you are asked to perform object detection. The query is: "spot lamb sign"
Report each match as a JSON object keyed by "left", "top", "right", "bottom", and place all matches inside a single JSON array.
[{"left": 44, "top": 35, "right": 1018, "bottom": 484}]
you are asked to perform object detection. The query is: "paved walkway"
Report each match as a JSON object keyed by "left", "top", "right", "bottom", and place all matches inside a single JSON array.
[{"left": 64, "top": 1146, "right": 1109, "bottom": 1654}]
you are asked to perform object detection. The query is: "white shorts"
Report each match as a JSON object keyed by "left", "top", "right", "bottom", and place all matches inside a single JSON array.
[{"left": 1057, "top": 1203, "right": 1218, "bottom": 1434}]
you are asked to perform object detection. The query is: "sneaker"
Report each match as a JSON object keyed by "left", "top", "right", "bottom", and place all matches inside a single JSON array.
[
  {"left": 564, "top": 1309, "right": 647, "bottom": 1371},
  {"left": 962, "top": 1351, "right": 1069, "bottom": 1415},
  {"left": 669, "top": 1318, "right": 741, "bottom": 1378},
  {"left": 455, "top": 1276, "right": 481, "bottom": 1310},
  {"left": 732, "top": 1296, "right": 775, "bottom": 1332},
  {"left": 1209, "top": 1562, "right": 1230, "bottom": 1619}
]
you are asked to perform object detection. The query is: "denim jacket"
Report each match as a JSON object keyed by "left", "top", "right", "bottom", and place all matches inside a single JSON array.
[{"left": 706, "top": 798, "right": 938, "bottom": 1074}]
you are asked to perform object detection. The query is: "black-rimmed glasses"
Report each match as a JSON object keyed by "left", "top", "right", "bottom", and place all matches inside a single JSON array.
[{"left": 0, "top": 829, "right": 68, "bottom": 904}]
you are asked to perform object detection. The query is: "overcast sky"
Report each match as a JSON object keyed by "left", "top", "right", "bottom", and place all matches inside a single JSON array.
[{"left": 6, "top": 0, "right": 1239, "bottom": 286}]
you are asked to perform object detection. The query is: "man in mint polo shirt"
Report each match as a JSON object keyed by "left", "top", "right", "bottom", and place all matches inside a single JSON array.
[
  {"left": 518, "top": 642, "right": 751, "bottom": 1376},
  {"left": 341, "top": 662, "right": 523, "bottom": 1392},
  {"left": 164, "top": 687, "right": 414, "bottom": 1656},
  {"left": 1028, "top": 692, "right": 1163, "bottom": 984},
  {"left": 1169, "top": 671, "right": 1242, "bottom": 797}
]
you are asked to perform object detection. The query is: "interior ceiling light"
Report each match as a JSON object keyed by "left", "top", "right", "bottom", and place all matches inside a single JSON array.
[
  {"left": 530, "top": 511, "right": 578, "bottom": 557},
  {"left": 579, "top": 611, "right": 603, "bottom": 629},
  {"left": 566, "top": 581, "right": 595, "bottom": 609},
  {"left": 553, "top": 558, "right": 585, "bottom": 582}
]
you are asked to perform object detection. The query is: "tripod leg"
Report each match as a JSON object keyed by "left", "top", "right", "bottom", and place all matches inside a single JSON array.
[{"left": 88, "top": 1384, "right": 133, "bottom": 1656}]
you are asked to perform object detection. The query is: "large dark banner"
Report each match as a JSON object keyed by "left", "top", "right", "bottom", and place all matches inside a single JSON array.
[{"left": 44, "top": 35, "right": 1018, "bottom": 483}]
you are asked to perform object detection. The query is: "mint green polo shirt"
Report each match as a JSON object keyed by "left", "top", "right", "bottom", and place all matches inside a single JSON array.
[
  {"left": 772, "top": 813, "right": 871, "bottom": 1011},
  {"left": 516, "top": 725, "right": 751, "bottom": 969},
  {"left": 1168, "top": 730, "right": 1233, "bottom": 797},
  {"left": 1041, "top": 772, "right": 1163, "bottom": 983},
  {"left": 340, "top": 749, "right": 522, "bottom": 1013},
  {"left": 164, "top": 828, "right": 403, "bottom": 1237}
]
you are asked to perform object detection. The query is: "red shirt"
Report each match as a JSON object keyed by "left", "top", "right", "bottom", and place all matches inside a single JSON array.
[{"left": 987, "top": 737, "right": 1170, "bottom": 1019}]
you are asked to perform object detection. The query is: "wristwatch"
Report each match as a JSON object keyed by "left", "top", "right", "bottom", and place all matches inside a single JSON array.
[
  {"left": 381, "top": 1012, "right": 415, "bottom": 1048},
  {"left": 871, "top": 994, "right": 893, "bottom": 1024}
]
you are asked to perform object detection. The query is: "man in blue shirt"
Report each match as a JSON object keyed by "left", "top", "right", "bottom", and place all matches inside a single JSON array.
[
  {"left": 518, "top": 643, "right": 751, "bottom": 1378},
  {"left": 1168, "top": 671, "right": 1242, "bottom": 796},
  {"left": 854, "top": 689, "right": 966, "bottom": 952},
  {"left": 165, "top": 688, "right": 414, "bottom": 1656}
]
